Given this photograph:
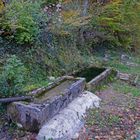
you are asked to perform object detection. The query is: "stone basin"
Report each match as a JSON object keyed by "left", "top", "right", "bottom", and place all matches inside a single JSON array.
[
  {"left": 7, "top": 76, "right": 85, "bottom": 132},
  {"left": 72, "top": 67, "right": 114, "bottom": 90}
]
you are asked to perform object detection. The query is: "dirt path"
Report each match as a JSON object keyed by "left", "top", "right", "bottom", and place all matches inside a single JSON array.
[{"left": 77, "top": 88, "right": 140, "bottom": 140}]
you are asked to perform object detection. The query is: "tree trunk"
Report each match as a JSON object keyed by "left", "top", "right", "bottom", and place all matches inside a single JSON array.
[{"left": 0, "top": 96, "right": 33, "bottom": 103}]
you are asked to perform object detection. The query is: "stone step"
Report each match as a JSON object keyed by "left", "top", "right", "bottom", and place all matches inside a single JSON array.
[{"left": 37, "top": 91, "right": 101, "bottom": 140}]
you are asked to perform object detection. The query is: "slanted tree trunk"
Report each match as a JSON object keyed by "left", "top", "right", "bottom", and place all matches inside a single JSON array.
[{"left": 0, "top": 96, "right": 33, "bottom": 103}]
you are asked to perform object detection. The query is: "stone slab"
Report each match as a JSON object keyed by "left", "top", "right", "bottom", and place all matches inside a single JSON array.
[{"left": 37, "top": 91, "right": 101, "bottom": 140}]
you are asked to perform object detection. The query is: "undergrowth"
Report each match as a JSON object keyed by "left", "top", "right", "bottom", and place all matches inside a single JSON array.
[
  {"left": 91, "top": 0, "right": 140, "bottom": 51},
  {"left": 0, "top": 0, "right": 140, "bottom": 98}
]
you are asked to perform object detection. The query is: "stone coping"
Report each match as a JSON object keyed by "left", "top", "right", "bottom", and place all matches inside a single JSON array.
[
  {"left": 71, "top": 67, "right": 115, "bottom": 90},
  {"left": 86, "top": 68, "right": 113, "bottom": 90}
]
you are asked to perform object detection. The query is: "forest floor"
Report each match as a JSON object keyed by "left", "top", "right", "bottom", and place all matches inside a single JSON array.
[{"left": 77, "top": 88, "right": 140, "bottom": 140}]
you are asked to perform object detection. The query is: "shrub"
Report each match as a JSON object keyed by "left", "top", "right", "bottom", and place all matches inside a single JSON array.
[
  {"left": 0, "top": 55, "right": 27, "bottom": 97},
  {"left": 91, "top": 0, "right": 140, "bottom": 50},
  {"left": 0, "top": 0, "right": 4, "bottom": 13},
  {"left": 0, "top": 0, "right": 47, "bottom": 44},
  {"left": 43, "top": 0, "right": 59, "bottom": 4}
]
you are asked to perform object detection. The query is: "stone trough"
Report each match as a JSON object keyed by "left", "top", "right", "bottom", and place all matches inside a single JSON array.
[
  {"left": 7, "top": 67, "right": 114, "bottom": 139},
  {"left": 72, "top": 67, "right": 114, "bottom": 90},
  {"left": 7, "top": 76, "right": 85, "bottom": 132}
]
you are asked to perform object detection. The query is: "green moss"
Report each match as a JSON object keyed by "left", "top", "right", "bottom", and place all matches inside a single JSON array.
[
  {"left": 23, "top": 80, "right": 49, "bottom": 92},
  {"left": 112, "top": 80, "right": 140, "bottom": 97}
]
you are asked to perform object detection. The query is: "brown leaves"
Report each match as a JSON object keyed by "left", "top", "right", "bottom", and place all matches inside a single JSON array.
[{"left": 78, "top": 89, "right": 140, "bottom": 140}]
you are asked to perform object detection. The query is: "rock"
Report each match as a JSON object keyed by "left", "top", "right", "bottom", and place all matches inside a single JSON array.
[
  {"left": 16, "top": 123, "right": 23, "bottom": 129},
  {"left": 117, "top": 72, "right": 131, "bottom": 81},
  {"left": 136, "top": 130, "right": 140, "bottom": 140},
  {"left": 48, "top": 76, "right": 55, "bottom": 81},
  {"left": 37, "top": 91, "right": 101, "bottom": 140},
  {"left": 103, "top": 57, "right": 109, "bottom": 63},
  {"left": 121, "top": 54, "right": 131, "bottom": 62},
  {"left": 126, "top": 62, "right": 139, "bottom": 67},
  {"left": 72, "top": 133, "right": 79, "bottom": 139}
]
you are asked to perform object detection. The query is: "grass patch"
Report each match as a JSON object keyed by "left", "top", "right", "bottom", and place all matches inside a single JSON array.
[
  {"left": 92, "top": 52, "right": 140, "bottom": 97},
  {"left": 106, "top": 60, "right": 140, "bottom": 75},
  {"left": 112, "top": 80, "right": 140, "bottom": 97},
  {"left": 86, "top": 109, "right": 120, "bottom": 128},
  {"left": 93, "top": 51, "right": 140, "bottom": 75}
]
